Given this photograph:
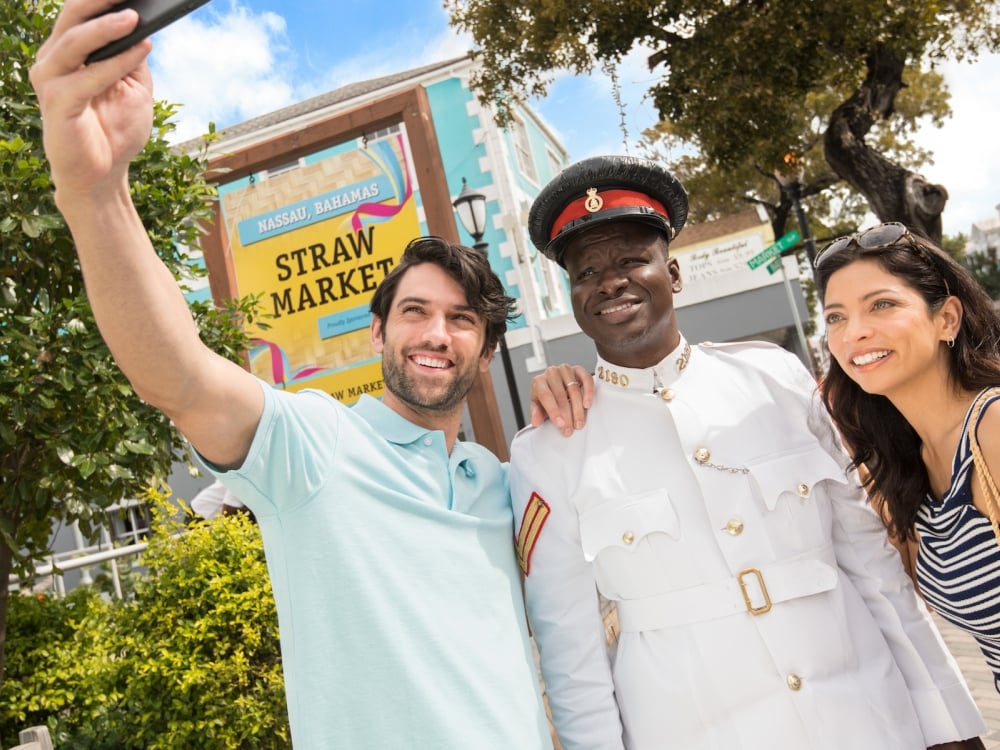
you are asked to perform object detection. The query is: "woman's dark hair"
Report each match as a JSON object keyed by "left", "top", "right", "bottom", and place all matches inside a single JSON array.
[
  {"left": 815, "top": 227, "right": 1000, "bottom": 541},
  {"left": 369, "top": 236, "right": 516, "bottom": 356}
]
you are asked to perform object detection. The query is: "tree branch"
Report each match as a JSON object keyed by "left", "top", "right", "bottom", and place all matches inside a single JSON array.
[{"left": 823, "top": 47, "right": 948, "bottom": 242}]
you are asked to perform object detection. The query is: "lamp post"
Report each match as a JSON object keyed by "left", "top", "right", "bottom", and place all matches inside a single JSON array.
[
  {"left": 453, "top": 178, "right": 526, "bottom": 430},
  {"left": 778, "top": 153, "right": 818, "bottom": 269},
  {"left": 783, "top": 180, "right": 818, "bottom": 270},
  {"left": 775, "top": 155, "right": 819, "bottom": 375}
]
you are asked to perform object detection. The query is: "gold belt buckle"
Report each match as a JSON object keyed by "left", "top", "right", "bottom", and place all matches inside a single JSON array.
[{"left": 737, "top": 567, "right": 772, "bottom": 615}]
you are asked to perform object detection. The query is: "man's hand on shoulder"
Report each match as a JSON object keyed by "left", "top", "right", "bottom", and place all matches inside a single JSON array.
[{"left": 529, "top": 364, "right": 594, "bottom": 436}]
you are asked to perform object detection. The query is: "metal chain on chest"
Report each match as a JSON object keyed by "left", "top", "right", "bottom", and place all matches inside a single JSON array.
[
  {"left": 700, "top": 462, "right": 750, "bottom": 475},
  {"left": 692, "top": 446, "right": 749, "bottom": 475}
]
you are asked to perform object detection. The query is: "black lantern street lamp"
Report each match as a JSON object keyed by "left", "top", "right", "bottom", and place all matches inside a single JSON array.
[
  {"left": 452, "top": 178, "right": 526, "bottom": 429},
  {"left": 452, "top": 179, "right": 490, "bottom": 255}
]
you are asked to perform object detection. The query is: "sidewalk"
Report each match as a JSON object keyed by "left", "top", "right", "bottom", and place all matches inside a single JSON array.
[{"left": 934, "top": 613, "right": 1000, "bottom": 747}]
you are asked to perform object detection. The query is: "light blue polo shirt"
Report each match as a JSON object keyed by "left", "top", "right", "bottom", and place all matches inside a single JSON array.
[{"left": 211, "top": 379, "right": 552, "bottom": 749}]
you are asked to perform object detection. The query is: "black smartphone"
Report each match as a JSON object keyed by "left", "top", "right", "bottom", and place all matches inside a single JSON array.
[{"left": 85, "top": 0, "right": 212, "bottom": 65}]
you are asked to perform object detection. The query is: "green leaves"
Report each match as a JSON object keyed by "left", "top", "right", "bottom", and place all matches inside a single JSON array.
[
  {"left": 0, "top": 0, "right": 261, "bottom": 690},
  {"left": 2, "top": 494, "right": 289, "bottom": 747},
  {"left": 961, "top": 245, "right": 1000, "bottom": 300}
]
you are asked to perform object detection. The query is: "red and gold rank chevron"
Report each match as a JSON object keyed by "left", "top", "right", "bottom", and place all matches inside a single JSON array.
[{"left": 516, "top": 492, "right": 551, "bottom": 576}]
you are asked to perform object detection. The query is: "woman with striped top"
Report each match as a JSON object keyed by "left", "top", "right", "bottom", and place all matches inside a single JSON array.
[{"left": 816, "top": 221, "right": 1000, "bottom": 698}]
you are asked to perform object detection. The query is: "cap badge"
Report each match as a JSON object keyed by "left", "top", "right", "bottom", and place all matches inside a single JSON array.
[{"left": 584, "top": 187, "right": 604, "bottom": 213}]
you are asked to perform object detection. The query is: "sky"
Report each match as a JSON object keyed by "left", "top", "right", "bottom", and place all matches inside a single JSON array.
[{"left": 146, "top": 0, "right": 1000, "bottom": 238}]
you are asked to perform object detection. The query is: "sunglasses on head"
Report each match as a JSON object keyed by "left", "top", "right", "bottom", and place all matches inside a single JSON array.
[{"left": 814, "top": 221, "right": 950, "bottom": 295}]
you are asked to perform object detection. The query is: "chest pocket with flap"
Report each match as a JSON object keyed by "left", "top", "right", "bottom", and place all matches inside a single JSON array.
[
  {"left": 579, "top": 489, "right": 679, "bottom": 562},
  {"left": 749, "top": 445, "right": 847, "bottom": 511}
]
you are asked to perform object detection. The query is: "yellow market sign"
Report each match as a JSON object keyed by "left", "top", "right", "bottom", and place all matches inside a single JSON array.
[{"left": 217, "top": 133, "right": 420, "bottom": 404}]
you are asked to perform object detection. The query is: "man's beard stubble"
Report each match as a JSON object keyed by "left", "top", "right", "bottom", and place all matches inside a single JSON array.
[{"left": 381, "top": 345, "right": 479, "bottom": 415}]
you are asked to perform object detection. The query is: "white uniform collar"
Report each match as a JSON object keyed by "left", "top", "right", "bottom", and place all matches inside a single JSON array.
[{"left": 594, "top": 336, "right": 691, "bottom": 393}]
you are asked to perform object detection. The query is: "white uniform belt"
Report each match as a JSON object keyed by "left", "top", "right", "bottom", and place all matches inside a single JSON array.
[{"left": 616, "top": 544, "right": 839, "bottom": 632}]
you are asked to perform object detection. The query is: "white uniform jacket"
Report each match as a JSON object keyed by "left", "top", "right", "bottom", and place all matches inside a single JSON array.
[{"left": 510, "top": 339, "right": 984, "bottom": 750}]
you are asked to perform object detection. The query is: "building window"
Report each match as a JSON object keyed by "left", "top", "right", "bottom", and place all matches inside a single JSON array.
[
  {"left": 511, "top": 115, "right": 538, "bottom": 183},
  {"left": 365, "top": 123, "right": 401, "bottom": 144},
  {"left": 546, "top": 147, "right": 563, "bottom": 181},
  {"left": 264, "top": 158, "right": 303, "bottom": 179},
  {"left": 540, "top": 254, "right": 570, "bottom": 316},
  {"left": 105, "top": 500, "right": 153, "bottom": 546}
]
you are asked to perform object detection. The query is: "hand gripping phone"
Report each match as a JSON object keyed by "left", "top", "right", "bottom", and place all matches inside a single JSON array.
[{"left": 85, "top": 0, "right": 212, "bottom": 65}]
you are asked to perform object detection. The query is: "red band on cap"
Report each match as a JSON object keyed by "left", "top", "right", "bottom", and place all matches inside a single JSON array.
[{"left": 550, "top": 189, "right": 670, "bottom": 241}]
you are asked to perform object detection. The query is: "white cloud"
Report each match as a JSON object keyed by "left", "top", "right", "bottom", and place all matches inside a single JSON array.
[
  {"left": 912, "top": 51, "right": 1000, "bottom": 236},
  {"left": 148, "top": 2, "right": 475, "bottom": 143},
  {"left": 150, "top": 4, "right": 294, "bottom": 142}
]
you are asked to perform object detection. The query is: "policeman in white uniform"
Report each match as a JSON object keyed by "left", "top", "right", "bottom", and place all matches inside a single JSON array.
[{"left": 511, "top": 155, "right": 986, "bottom": 750}]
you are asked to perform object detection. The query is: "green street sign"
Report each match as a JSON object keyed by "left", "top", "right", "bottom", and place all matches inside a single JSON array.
[
  {"left": 766, "top": 256, "right": 783, "bottom": 274},
  {"left": 747, "top": 229, "right": 802, "bottom": 270}
]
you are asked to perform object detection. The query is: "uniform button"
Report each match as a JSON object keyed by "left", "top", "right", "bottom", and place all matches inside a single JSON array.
[
  {"left": 786, "top": 674, "right": 803, "bottom": 691},
  {"left": 702, "top": 341, "right": 714, "bottom": 347},
  {"left": 660, "top": 388, "right": 675, "bottom": 402},
  {"left": 622, "top": 531, "right": 635, "bottom": 545},
  {"left": 796, "top": 483, "right": 810, "bottom": 497},
  {"left": 725, "top": 518, "right": 744, "bottom": 536},
  {"left": 694, "top": 447, "right": 711, "bottom": 464},
  {"left": 423, "top": 436, "right": 433, "bottom": 446}
]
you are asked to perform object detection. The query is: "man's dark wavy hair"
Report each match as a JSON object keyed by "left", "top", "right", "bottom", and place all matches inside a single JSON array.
[
  {"left": 815, "top": 229, "right": 1000, "bottom": 541},
  {"left": 369, "top": 236, "right": 516, "bottom": 357}
]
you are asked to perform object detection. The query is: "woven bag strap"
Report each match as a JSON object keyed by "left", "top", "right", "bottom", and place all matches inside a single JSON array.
[{"left": 967, "top": 388, "right": 1000, "bottom": 546}]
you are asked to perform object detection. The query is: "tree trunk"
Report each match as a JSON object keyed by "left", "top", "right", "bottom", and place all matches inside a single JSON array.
[
  {"left": 823, "top": 47, "right": 948, "bottom": 244},
  {"left": 0, "top": 539, "right": 12, "bottom": 693}
]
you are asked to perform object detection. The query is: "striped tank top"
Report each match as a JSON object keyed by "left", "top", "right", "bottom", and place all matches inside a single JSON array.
[{"left": 916, "top": 387, "right": 1000, "bottom": 692}]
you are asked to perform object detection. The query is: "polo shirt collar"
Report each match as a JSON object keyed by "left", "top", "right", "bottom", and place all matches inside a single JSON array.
[
  {"left": 352, "top": 394, "right": 431, "bottom": 446},
  {"left": 350, "top": 395, "right": 476, "bottom": 469}
]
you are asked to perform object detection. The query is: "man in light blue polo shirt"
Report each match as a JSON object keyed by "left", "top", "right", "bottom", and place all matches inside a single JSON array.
[
  {"left": 31, "top": 8, "right": 554, "bottom": 746},
  {"left": 210, "top": 239, "right": 553, "bottom": 747}
]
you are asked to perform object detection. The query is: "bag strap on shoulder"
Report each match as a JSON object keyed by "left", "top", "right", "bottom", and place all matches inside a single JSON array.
[{"left": 967, "top": 388, "right": 1000, "bottom": 546}]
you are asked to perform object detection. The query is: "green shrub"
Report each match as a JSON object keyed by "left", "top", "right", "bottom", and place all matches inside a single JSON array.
[
  {"left": 2, "top": 493, "right": 289, "bottom": 749},
  {"left": 1, "top": 586, "right": 111, "bottom": 740}
]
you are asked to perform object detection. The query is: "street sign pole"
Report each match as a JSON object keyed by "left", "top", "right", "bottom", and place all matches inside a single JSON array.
[
  {"left": 748, "top": 228, "right": 814, "bottom": 376},
  {"left": 777, "top": 257, "right": 812, "bottom": 373}
]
